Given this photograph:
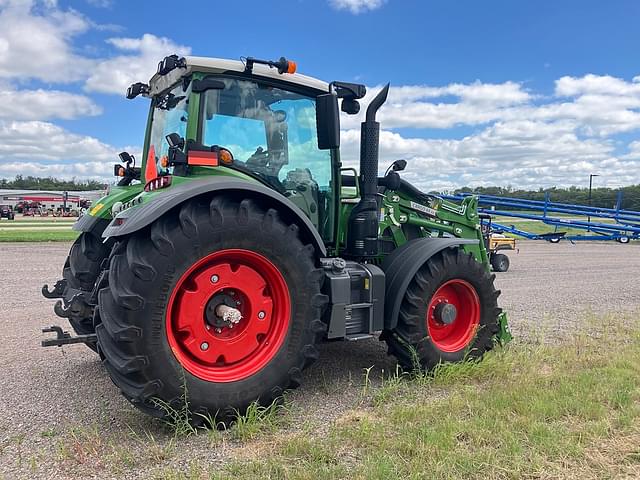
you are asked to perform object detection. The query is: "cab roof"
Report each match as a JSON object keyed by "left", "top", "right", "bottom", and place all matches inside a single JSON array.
[{"left": 148, "top": 56, "right": 330, "bottom": 97}]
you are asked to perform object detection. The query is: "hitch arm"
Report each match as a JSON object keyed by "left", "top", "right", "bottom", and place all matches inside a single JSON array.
[{"left": 41, "top": 325, "right": 97, "bottom": 347}]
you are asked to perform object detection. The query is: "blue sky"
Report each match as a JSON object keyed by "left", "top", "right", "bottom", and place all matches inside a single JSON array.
[{"left": 1, "top": 0, "right": 640, "bottom": 190}]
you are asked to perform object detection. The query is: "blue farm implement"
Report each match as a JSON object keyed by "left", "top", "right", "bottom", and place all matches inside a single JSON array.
[{"left": 443, "top": 192, "right": 640, "bottom": 244}]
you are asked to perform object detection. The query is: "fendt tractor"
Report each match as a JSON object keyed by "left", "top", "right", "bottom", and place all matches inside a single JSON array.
[{"left": 42, "top": 54, "right": 511, "bottom": 423}]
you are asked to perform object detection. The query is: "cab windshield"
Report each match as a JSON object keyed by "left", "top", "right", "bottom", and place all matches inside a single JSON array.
[
  {"left": 200, "top": 78, "right": 334, "bottom": 241},
  {"left": 147, "top": 82, "right": 191, "bottom": 176}
]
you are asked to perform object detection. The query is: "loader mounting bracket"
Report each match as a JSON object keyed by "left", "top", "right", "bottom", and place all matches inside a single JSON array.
[{"left": 41, "top": 325, "right": 97, "bottom": 347}]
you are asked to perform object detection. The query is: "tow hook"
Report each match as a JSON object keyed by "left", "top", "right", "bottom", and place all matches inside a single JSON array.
[
  {"left": 42, "top": 279, "right": 67, "bottom": 299},
  {"left": 53, "top": 292, "right": 92, "bottom": 319}
]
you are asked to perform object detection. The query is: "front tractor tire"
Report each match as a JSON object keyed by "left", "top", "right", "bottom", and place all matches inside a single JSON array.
[
  {"left": 95, "top": 197, "right": 327, "bottom": 424},
  {"left": 385, "top": 249, "right": 501, "bottom": 370}
]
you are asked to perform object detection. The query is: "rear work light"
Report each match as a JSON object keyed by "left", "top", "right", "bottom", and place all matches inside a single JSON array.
[{"left": 144, "top": 175, "right": 172, "bottom": 192}]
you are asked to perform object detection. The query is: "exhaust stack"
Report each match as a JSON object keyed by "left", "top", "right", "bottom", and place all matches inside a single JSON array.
[{"left": 346, "top": 84, "right": 390, "bottom": 258}]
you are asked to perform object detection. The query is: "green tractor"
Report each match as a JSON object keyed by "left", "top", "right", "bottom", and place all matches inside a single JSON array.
[{"left": 42, "top": 54, "right": 511, "bottom": 423}]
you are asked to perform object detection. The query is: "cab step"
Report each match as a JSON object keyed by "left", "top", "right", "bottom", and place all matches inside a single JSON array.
[{"left": 345, "top": 333, "right": 373, "bottom": 341}]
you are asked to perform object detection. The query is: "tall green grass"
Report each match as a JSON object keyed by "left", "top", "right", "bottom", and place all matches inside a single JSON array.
[{"left": 206, "top": 317, "right": 640, "bottom": 480}]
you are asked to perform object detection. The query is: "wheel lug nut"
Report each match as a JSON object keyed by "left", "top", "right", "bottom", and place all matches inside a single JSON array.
[
  {"left": 200, "top": 342, "right": 209, "bottom": 351},
  {"left": 258, "top": 311, "right": 266, "bottom": 319},
  {"left": 215, "top": 328, "right": 222, "bottom": 333},
  {"left": 210, "top": 275, "right": 219, "bottom": 284}
]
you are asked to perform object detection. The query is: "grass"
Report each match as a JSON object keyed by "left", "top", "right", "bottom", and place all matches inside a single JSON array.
[
  {"left": 493, "top": 219, "right": 620, "bottom": 237},
  {"left": 490, "top": 216, "right": 638, "bottom": 240},
  {"left": 151, "top": 379, "right": 288, "bottom": 441},
  {"left": 0, "top": 222, "right": 75, "bottom": 228},
  {"left": 192, "top": 317, "right": 639, "bottom": 480},
  {"left": 50, "top": 423, "right": 176, "bottom": 477},
  {"left": 0, "top": 229, "right": 79, "bottom": 241},
  {"left": 0, "top": 216, "right": 79, "bottom": 241}
]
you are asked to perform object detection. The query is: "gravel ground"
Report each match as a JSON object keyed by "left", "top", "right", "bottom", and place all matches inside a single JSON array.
[{"left": 0, "top": 240, "right": 638, "bottom": 479}]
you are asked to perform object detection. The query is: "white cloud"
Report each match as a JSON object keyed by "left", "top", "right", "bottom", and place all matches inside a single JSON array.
[
  {"left": 0, "top": 119, "right": 142, "bottom": 180},
  {"left": 555, "top": 74, "right": 640, "bottom": 97},
  {"left": 338, "top": 118, "right": 639, "bottom": 191},
  {"left": 329, "top": 0, "right": 385, "bottom": 14},
  {"left": 345, "top": 75, "right": 640, "bottom": 136},
  {"left": 341, "top": 81, "right": 533, "bottom": 129},
  {"left": 332, "top": 72, "right": 640, "bottom": 190},
  {"left": 388, "top": 81, "right": 531, "bottom": 106},
  {"left": 0, "top": 0, "right": 93, "bottom": 82},
  {"left": 84, "top": 34, "right": 191, "bottom": 95},
  {"left": 0, "top": 160, "right": 112, "bottom": 179},
  {"left": 0, "top": 86, "right": 101, "bottom": 120},
  {"left": 0, "top": 120, "right": 117, "bottom": 161}
]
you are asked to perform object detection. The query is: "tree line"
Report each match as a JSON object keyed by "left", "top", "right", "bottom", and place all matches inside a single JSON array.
[
  {"left": 452, "top": 184, "right": 640, "bottom": 211},
  {"left": 0, "top": 175, "right": 107, "bottom": 192}
]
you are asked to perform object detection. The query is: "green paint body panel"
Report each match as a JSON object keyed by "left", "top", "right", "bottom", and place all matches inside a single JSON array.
[
  {"left": 337, "top": 182, "right": 511, "bottom": 345},
  {"left": 86, "top": 183, "right": 144, "bottom": 220}
]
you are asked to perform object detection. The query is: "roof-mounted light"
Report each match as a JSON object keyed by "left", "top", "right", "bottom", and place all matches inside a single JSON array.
[
  {"left": 126, "top": 82, "right": 150, "bottom": 99},
  {"left": 157, "top": 55, "right": 187, "bottom": 76},
  {"left": 243, "top": 56, "right": 297, "bottom": 75}
]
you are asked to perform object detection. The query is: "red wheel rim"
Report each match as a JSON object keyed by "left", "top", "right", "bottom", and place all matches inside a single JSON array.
[
  {"left": 166, "top": 249, "right": 291, "bottom": 382},
  {"left": 426, "top": 279, "right": 480, "bottom": 352}
]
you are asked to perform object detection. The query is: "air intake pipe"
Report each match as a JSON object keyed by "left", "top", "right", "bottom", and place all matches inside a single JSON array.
[{"left": 346, "top": 83, "right": 390, "bottom": 258}]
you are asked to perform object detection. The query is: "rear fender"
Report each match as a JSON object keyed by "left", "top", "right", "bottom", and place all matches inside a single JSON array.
[
  {"left": 382, "top": 237, "right": 478, "bottom": 330},
  {"left": 102, "top": 178, "right": 327, "bottom": 256},
  {"left": 73, "top": 184, "right": 143, "bottom": 233}
]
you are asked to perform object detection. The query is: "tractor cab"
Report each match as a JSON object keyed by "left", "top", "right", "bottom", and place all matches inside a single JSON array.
[{"left": 125, "top": 55, "right": 357, "bottom": 245}]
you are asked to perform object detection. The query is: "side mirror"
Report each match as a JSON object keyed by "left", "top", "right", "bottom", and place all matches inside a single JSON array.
[
  {"left": 157, "top": 55, "right": 186, "bottom": 75},
  {"left": 166, "top": 133, "right": 187, "bottom": 165},
  {"left": 316, "top": 93, "right": 340, "bottom": 150},
  {"left": 391, "top": 159, "right": 407, "bottom": 172},
  {"left": 118, "top": 151, "right": 135, "bottom": 165},
  {"left": 126, "top": 82, "right": 149, "bottom": 100},
  {"left": 166, "top": 133, "right": 185, "bottom": 149}
]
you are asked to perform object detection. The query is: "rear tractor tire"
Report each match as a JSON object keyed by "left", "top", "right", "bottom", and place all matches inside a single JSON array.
[
  {"left": 60, "top": 230, "right": 112, "bottom": 351},
  {"left": 385, "top": 249, "right": 501, "bottom": 371},
  {"left": 95, "top": 196, "right": 327, "bottom": 425}
]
